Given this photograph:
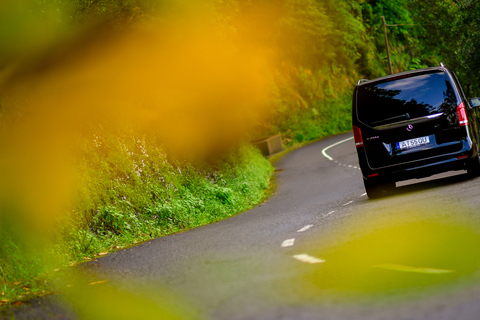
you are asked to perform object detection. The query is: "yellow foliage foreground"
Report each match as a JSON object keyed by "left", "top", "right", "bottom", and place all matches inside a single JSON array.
[
  {"left": 0, "top": 2, "right": 272, "bottom": 249},
  {"left": 0, "top": 2, "right": 273, "bottom": 316}
]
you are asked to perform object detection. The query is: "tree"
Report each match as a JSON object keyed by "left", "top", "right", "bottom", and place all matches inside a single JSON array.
[
  {"left": 409, "top": 0, "right": 480, "bottom": 95},
  {"left": 452, "top": 0, "right": 480, "bottom": 95}
]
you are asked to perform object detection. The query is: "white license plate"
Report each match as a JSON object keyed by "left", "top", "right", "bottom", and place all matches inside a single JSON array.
[{"left": 396, "top": 136, "right": 430, "bottom": 150}]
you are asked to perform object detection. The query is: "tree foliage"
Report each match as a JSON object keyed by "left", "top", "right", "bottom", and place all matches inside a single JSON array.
[
  {"left": 449, "top": 0, "right": 480, "bottom": 95},
  {"left": 3, "top": 0, "right": 477, "bottom": 147},
  {"left": 408, "top": 0, "right": 480, "bottom": 95}
]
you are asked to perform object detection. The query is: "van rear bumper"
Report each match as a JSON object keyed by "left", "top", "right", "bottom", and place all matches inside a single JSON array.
[{"left": 358, "top": 138, "right": 475, "bottom": 183}]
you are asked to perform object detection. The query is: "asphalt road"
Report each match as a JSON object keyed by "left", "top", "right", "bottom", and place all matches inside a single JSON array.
[{"left": 6, "top": 132, "right": 480, "bottom": 319}]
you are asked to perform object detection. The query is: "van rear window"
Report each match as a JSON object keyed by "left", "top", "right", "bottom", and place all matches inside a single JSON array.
[{"left": 356, "top": 72, "right": 457, "bottom": 127}]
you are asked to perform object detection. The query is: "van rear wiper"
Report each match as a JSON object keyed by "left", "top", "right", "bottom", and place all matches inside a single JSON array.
[
  {"left": 372, "top": 113, "right": 410, "bottom": 126},
  {"left": 373, "top": 112, "right": 443, "bottom": 130}
]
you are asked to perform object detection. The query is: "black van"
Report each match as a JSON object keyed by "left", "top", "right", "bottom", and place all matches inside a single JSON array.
[{"left": 352, "top": 64, "right": 480, "bottom": 199}]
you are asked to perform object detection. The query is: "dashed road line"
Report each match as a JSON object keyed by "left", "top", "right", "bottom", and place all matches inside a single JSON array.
[
  {"left": 293, "top": 254, "right": 325, "bottom": 264},
  {"left": 281, "top": 136, "right": 367, "bottom": 265},
  {"left": 285, "top": 193, "right": 365, "bottom": 264},
  {"left": 373, "top": 263, "right": 454, "bottom": 274},
  {"left": 281, "top": 238, "right": 295, "bottom": 247},
  {"left": 297, "top": 225, "right": 313, "bottom": 232}
]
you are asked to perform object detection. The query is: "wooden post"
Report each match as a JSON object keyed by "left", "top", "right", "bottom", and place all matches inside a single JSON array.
[{"left": 382, "top": 16, "right": 393, "bottom": 74}]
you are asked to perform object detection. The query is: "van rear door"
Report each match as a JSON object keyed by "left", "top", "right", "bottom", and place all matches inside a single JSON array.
[{"left": 355, "top": 71, "right": 465, "bottom": 170}]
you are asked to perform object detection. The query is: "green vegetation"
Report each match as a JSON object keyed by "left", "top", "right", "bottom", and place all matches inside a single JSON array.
[
  {"left": 1, "top": 0, "right": 480, "bottom": 311},
  {"left": 67, "top": 133, "right": 274, "bottom": 259},
  {"left": 0, "top": 133, "right": 274, "bottom": 304}
]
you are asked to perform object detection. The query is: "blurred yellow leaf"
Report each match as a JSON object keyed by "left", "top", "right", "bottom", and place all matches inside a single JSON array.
[{"left": 62, "top": 276, "right": 196, "bottom": 320}]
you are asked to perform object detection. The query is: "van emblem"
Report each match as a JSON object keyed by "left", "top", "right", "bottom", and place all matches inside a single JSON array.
[{"left": 407, "top": 124, "right": 413, "bottom": 131}]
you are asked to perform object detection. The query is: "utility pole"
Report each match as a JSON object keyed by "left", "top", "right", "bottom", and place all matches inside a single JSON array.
[{"left": 382, "top": 16, "right": 393, "bottom": 74}]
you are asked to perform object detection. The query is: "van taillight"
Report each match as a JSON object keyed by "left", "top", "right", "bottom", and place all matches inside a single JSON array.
[
  {"left": 353, "top": 125, "right": 364, "bottom": 148},
  {"left": 457, "top": 102, "right": 469, "bottom": 126}
]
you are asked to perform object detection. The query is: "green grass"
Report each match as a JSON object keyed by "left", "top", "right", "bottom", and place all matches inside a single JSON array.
[
  {"left": 0, "top": 134, "right": 275, "bottom": 308},
  {"left": 0, "top": 229, "right": 51, "bottom": 306},
  {"left": 62, "top": 134, "right": 274, "bottom": 258}
]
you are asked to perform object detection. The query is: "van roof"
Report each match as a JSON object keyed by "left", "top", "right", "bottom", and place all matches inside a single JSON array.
[{"left": 356, "top": 66, "right": 447, "bottom": 87}]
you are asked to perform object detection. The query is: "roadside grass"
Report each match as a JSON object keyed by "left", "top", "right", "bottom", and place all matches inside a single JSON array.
[
  {"left": 0, "top": 135, "right": 275, "bottom": 308},
  {"left": 0, "top": 230, "right": 50, "bottom": 306},
  {"left": 62, "top": 134, "right": 274, "bottom": 260}
]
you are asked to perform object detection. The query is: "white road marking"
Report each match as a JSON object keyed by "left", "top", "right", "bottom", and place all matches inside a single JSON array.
[
  {"left": 297, "top": 225, "right": 313, "bottom": 232},
  {"left": 321, "top": 136, "right": 354, "bottom": 161},
  {"left": 293, "top": 254, "right": 325, "bottom": 264},
  {"left": 280, "top": 136, "right": 363, "bottom": 266},
  {"left": 360, "top": 193, "right": 367, "bottom": 197},
  {"left": 373, "top": 264, "right": 454, "bottom": 274},
  {"left": 281, "top": 238, "right": 295, "bottom": 247}
]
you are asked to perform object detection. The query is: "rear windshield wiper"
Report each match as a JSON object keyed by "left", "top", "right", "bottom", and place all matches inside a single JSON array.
[
  {"left": 372, "top": 113, "right": 410, "bottom": 126},
  {"left": 373, "top": 112, "right": 443, "bottom": 130}
]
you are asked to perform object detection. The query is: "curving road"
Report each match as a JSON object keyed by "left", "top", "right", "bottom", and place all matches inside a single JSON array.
[{"left": 7, "top": 132, "right": 480, "bottom": 319}]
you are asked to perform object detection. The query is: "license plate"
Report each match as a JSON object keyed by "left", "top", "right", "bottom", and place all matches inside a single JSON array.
[{"left": 396, "top": 136, "right": 430, "bottom": 150}]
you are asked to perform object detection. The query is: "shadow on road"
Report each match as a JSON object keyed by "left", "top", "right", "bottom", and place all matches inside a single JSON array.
[{"left": 394, "top": 171, "right": 471, "bottom": 197}]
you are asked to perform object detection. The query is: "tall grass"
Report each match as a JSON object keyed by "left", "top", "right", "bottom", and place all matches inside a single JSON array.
[
  {"left": 61, "top": 132, "right": 274, "bottom": 261},
  {"left": 0, "top": 132, "right": 274, "bottom": 306}
]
